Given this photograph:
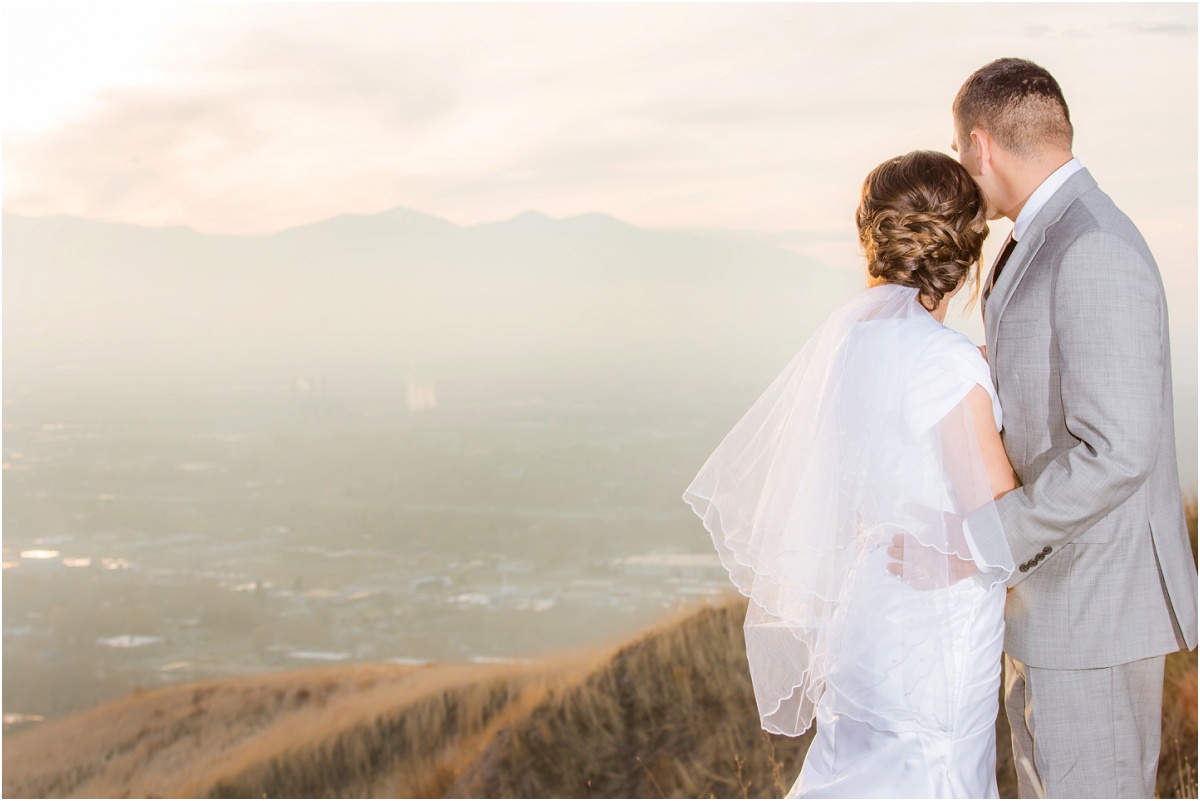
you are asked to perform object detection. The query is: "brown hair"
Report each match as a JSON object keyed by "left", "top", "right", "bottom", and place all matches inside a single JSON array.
[
  {"left": 856, "top": 150, "right": 989, "bottom": 312},
  {"left": 953, "top": 58, "right": 1073, "bottom": 157}
]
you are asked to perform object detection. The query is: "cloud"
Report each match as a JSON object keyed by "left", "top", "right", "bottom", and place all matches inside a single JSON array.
[
  {"left": 2, "top": 2, "right": 1195, "bottom": 242},
  {"left": 1131, "top": 21, "right": 1196, "bottom": 36},
  {"left": 205, "top": 23, "right": 462, "bottom": 128},
  {"left": 3, "top": 17, "right": 465, "bottom": 232}
]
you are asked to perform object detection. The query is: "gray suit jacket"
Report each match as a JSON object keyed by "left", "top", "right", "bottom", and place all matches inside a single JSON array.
[{"left": 967, "top": 167, "right": 1198, "bottom": 669}]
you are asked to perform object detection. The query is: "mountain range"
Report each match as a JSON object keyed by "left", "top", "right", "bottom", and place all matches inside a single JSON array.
[{"left": 2, "top": 208, "right": 859, "bottom": 394}]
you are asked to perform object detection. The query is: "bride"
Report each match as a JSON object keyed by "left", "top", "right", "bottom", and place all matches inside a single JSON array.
[{"left": 684, "top": 150, "right": 1019, "bottom": 798}]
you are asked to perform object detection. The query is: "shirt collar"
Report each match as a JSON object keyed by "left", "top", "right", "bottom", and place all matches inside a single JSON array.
[{"left": 1012, "top": 156, "right": 1083, "bottom": 242}]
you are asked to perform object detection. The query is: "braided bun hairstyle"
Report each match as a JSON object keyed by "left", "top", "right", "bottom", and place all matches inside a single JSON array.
[{"left": 856, "top": 150, "right": 990, "bottom": 312}]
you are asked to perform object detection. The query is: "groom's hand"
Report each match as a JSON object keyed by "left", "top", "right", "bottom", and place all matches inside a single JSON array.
[{"left": 886, "top": 532, "right": 978, "bottom": 590}]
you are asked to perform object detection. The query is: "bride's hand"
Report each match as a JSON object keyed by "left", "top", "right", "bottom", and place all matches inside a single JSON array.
[{"left": 885, "top": 532, "right": 978, "bottom": 590}]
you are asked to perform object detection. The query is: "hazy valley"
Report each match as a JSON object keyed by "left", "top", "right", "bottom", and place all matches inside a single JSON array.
[
  {"left": 4, "top": 207, "right": 861, "bottom": 724},
  {"left": 3, "top": 206, "right": 1195, "bottom": 748}
]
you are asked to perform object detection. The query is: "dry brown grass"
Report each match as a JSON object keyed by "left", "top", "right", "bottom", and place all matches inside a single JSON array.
[
  {"left": 3, "top": 597, "right": 806, "bottom": 798},
  {"left": 2, "top": 651, "right": 610, "bottom": 798},
  {"left": 1156, "top": 497, "right": 1199, "bottom": 799},
  {"left": 4, "top": 502, "right": 1197, "bottom": 798},
  {"left": 445, "top": 599, "right": 810, "bottom": 799}
]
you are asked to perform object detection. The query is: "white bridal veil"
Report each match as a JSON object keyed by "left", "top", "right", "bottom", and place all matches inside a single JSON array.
[{"left": 684, "top": 283, "right": 1015, "bottom": 737}]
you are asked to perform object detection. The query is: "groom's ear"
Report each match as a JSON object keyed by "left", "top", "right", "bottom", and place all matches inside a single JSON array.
[{"left": 971, "top": 129, "right": 993, "bottom": 175}]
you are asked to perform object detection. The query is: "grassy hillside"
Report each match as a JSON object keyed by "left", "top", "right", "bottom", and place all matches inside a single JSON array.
[
  {"left": 2, "top": 598, "right": 804, "bottom": 798},
  {"left": 5, "top": 549, "right": 1197, "bottom": 797}
]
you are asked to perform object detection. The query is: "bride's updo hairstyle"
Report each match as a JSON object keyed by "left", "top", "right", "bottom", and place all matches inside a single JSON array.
[{"left": 856, "top": 150, "right": 989, "bottom": 312}]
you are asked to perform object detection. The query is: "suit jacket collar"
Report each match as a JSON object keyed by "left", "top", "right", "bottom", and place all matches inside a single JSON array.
[{"left": 984, "top": 167, "right": 1098, "bottom": 350}]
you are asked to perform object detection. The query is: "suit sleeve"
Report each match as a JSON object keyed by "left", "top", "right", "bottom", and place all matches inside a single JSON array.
[{"left": 986, "top": 229, "right": 1165, "bottom": 587}]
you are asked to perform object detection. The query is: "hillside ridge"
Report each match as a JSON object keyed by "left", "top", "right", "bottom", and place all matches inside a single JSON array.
[{"left": 5, "top": 592, "right": 1196, "bottom": 798}]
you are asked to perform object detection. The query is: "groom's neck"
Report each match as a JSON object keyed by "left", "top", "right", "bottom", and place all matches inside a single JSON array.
[{"left": 998, "top": 150, "right": 1075, "bottom": 223}]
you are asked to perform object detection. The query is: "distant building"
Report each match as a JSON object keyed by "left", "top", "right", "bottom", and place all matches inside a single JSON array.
[
  {"left": 407, "top": 378, "right": 438, "bottom": 411},
  {"left": 286, "top": 650, "right": 351, "bottom": 662},
  {"left": 96, "top": 635, "right": 164, "bottom": 648}
]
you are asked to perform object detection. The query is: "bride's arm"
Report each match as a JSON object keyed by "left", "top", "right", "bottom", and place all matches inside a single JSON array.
[
  {"left": 888, "top": 384, "right": 1019, "bottom": 588},
  {"left": 953, "top": 385, "right": 1020, "bottom": 588},
  {"left": 964, "top": 385, "right": 1020, "bottom": 500}
]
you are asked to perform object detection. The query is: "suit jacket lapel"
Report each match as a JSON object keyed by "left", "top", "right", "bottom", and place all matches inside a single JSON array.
[{"left": 984, "top": 167, "right": 1098, "bottom": 348}]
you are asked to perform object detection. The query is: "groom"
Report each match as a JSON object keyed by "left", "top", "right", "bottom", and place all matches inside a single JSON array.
[{"left": 951, "top": 58, "right": 1198, "bottom": 797}]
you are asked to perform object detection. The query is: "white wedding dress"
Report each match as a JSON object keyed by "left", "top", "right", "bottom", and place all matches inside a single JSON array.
[{"left": 684, "top": 284, "right": 1014, "bottom": 799}]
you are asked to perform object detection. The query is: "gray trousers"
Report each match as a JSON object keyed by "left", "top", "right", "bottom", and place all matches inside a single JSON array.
[{"left": 1004, "top": 653, "right": 1165, "bottom": 798}]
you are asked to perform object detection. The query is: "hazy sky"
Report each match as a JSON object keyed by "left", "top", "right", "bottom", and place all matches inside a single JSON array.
[{"left": 2, "top": 2, "right": 1196, "bottom": 297}]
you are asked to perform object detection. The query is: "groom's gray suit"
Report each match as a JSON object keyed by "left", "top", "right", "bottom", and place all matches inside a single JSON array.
[{"left": 966, "top": 166, "right": 1198, "bottom": 797}]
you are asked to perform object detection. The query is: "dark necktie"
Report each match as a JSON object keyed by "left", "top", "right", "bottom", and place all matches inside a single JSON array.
[{"left": 988, "top": 234, "right": 1018, "bottom": 297}]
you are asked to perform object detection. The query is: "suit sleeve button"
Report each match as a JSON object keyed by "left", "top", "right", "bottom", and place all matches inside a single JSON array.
[
  {"left": 1019, "top": 564, "right": 1029, "bottom": 573},
  {"left": 1042, "top": 546, "right": 1052, "bottom": 554}
]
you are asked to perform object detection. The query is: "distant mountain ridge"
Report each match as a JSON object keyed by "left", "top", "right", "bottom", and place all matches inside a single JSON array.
[
  {"left": 2, "top": 205, "right": 784, "bottom": 242},
  {"left": 0, "top": 205, "right": 842, "bottom": 285},
  {"left": 3, "top": 206, "right": 859, "bottom": 390}
]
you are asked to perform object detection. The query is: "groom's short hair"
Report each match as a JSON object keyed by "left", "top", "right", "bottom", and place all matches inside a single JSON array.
[{"left": 954, "top": 58, "right": 1073, "bottom": 158}]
